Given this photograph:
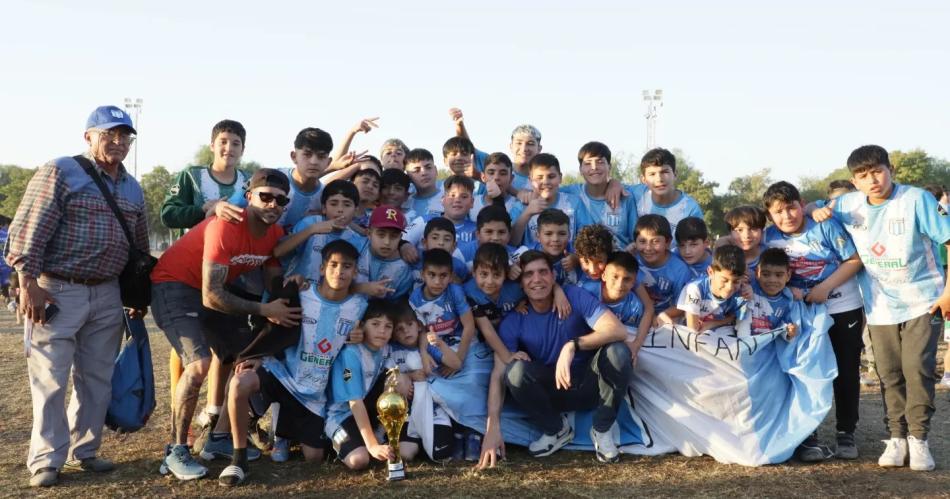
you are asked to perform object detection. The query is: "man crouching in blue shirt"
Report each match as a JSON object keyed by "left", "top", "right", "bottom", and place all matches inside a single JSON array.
[{"left": 493, "top": 250, "right": 631, "bottom": 464}]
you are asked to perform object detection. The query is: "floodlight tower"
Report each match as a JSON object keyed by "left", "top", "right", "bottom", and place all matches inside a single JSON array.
[
  {"left": 124, "top": 97, "right": 143, "bottom": 177},
  {"left": 643, "top": 89, "right": 663, "bottom": 150}
]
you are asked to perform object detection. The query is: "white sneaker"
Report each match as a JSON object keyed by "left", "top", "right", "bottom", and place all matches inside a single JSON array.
[
  {"left": 908, "top": 436, "right": 935, "bottom": 471},
  {"left": 528, "top": 415, "right": 573, "bottom": 457},
  {"left": 878, "top": 438, "right": 907, "bottom": 467},
  {"left": 590, "top": 427, "right": 619, "bottom": 463}
]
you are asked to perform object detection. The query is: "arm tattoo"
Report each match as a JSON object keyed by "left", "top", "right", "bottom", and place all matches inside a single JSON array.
[{"left": 202, "top": 262, "right": 261, "bottom": 316}]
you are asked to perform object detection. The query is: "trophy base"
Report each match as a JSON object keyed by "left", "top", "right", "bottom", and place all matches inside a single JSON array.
[{"left": 386, "top": 461, "right": 406, "bottom": 481}]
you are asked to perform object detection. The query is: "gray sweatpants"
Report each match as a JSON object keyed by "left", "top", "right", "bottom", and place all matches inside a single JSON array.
[
  {"left": 868, "top": 313, "right": 941, "bottom": 440},
  {"left": 26, "top": 276, "right": 124, "bottom": 473}
]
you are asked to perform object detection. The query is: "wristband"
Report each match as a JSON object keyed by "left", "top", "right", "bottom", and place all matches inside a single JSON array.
[{"left": 572, "top": 337, "right": 580, "bottom": 351}]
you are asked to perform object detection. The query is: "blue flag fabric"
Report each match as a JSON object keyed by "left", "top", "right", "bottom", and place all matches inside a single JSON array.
[{"left": 430, "top": 301, "right": 835, "bottom": 466}]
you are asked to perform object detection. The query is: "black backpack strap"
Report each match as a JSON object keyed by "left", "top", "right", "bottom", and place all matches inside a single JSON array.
[{"left": 73, "top": 155, "right": 137, "bottom": 250}]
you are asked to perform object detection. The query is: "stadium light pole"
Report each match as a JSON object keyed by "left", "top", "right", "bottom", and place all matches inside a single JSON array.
[
  {"left": 643, "top": 89, "right": 663, "bottom": 150},
  {"left": 124, "top": 98, "right": 143, "bottom": 178}
]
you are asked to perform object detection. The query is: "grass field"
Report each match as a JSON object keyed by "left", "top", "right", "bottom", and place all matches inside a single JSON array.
[{"left": 1, "top": 310, "right": 948, "bottom": 498}]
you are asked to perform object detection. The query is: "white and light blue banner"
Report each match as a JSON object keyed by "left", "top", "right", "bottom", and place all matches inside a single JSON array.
[{"left": 427, "top": 301, "right": 835, "bottom": 466}]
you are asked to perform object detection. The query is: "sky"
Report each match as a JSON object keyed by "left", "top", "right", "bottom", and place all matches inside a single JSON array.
[{"left": 2, "top": 0, "right": 948, "bottom": 190}]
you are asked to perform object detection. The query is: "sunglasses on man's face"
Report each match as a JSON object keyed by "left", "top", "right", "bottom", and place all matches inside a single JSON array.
[{"left": 256, "top": 191, "right": 290, "bottom": 207}]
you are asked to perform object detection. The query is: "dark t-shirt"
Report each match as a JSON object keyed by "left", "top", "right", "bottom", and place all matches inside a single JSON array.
[{"left": 499, "top": 285, "right": 606, "bottom": 366}]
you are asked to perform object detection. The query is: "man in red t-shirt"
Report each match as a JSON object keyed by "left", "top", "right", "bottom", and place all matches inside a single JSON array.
[{"left": 151, "top": 168, "right": 302, "bottom": 481}]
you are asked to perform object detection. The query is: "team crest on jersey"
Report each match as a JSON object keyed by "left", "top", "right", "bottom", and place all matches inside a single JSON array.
[
  {"left": 336, "top": 318, "right": 354, "bottom": 337},
  {"left": 888, "top": 218, "right": 905, "bottom": 236},
  {"left": 605, "top": 213, "right": 621, "bottom": 228}
]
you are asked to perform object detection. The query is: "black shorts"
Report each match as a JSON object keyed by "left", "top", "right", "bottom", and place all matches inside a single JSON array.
[
  {"left": 259, "top": 368, "right": 328, "bottom": 450},
  {"left": 332, "top": 415, "right": 419, "bottom": 461},
  {"left": 333, "top": 423, "right": 455, "bottom": 461},
  {"left": 329, "top": 376, "right": 454, "bottom": 461}
]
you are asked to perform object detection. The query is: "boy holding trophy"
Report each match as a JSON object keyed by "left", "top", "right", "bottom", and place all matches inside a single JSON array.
[{"left": 326, "top": 300, "right": 417, "bottom": 476}]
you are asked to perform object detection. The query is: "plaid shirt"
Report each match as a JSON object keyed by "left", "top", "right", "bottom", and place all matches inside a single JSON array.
[{"left": 5, "top": 152, "right": 149, "bottom": 280}]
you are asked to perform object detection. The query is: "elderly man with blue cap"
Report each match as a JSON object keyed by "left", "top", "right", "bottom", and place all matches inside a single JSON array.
[{"left": 5, "top": 105, "right": 149, "bottom": 487}]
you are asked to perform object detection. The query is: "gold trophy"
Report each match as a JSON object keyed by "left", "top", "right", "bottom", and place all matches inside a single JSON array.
[{"left": 376, "top": 367, "right": 408, "bottom": 481}]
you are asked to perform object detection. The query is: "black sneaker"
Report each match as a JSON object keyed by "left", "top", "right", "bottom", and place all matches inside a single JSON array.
[
  {"left": 835, "top": 431, "right": 858, "bottom": 459},
  {"left": 795, "top": 432, "right": 830, "bottom": 463}
]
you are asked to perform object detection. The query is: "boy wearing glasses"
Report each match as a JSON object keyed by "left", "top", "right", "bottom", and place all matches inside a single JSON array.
[{"left": 151, "top": 169, "right": 303, "bottom": 481}]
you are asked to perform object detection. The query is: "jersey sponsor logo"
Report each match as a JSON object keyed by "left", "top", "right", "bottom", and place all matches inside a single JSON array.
[
  {"left": 299, "top": 350, "right": 333, "bottom": 366},
  {"left": 301, "top": 315, "right": 317, "bottom": 325},
  {"left": 230, "top": 254, "right": 270, "bottom": 266},
  {"left": 342, "top": 367, "right": 352, "bottom": 382},
  {"left": 317, "top": 338, "right": 333, "bottom": 353},
  {"left": 871, "top": 242, "right": 886, "bottom": 257}
]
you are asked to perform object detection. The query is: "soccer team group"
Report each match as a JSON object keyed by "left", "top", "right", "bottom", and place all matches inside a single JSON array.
[{"left": 14, "top": 107, "right": 950, "bottom": 487}]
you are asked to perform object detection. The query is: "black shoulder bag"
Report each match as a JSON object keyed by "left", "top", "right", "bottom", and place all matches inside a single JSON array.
[{"left": 74, "top": 156, "right": 158, "bottom": 310}]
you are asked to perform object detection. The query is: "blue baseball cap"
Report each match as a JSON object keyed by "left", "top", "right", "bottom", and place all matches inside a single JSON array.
[{"left": 85, "top": 105, "right": 136, "bottom": 134}]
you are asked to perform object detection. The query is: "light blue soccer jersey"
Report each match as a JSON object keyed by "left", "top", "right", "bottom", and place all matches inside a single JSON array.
[
  {"left": 473, "top": 149, "right": 489, "bottom": 174},
  {"left": 325, "top": 343, "right": 386, "bottom": 438},
  {"left": 286, "top": 215, "right": 367, "bottom": 280},
  {"left": 408, "top": 187, "right": 444, "bottom": 218},
  {"left": 686, "top": 251, "right": 713, "bottom": 279},
  {"left": 522, "top": 192, "right": 579, "bottom": 248},
  {"left": 404, "top": 213, "right": 477, "bottom": 246},
  {"left": 229, "top": 167, "right": 322, "bottom": 230},
  {"left": 410, "top": 251, "right": 471, "bottom": 289},
  {"left": 745, "top": 244, "right": 768, "bottom": 281},
  {"left": 409, "top": 283, "right": 471, "bottom": 339},
  {"left": 748, "top": 280, "right": 796, "bottom": 335},
  {"left": 385, "top": 343, "right": 442, "bottom": 373},
  {"left": 463, "top": 278, "right": 524, "bottom": 319},
  {"left": 563, "top": 184, "right": 639, "bottom": 249},
  {"left": 637, "top": 253, "right": 692, "bottom": 314},
  {"left": 577, "top": 269, "right": 602, "bottom": 295},
  {"left": 596, "top": 287, "right": 645, "bottom": 328},
  {"left": 832, "top": 184, "right": 950, "bottom": 325},
  {"left": 355, "top": 250, "right": 414, "bottom": 300},
  {"left": 262, "top": 289, "right": 367, "bottom": 417},
  {"left": 676, "top": 275, "right": 746, "bottom": 323},
  {"left": 511, "top": 170, "right": 532, "bottom": 192},
  {"left": 531, "top": 243, "right": 578, "bottom": 286},
  {"left": 764, "top": 218, "right": 862, "bottom": 314},
  {"left": 629, "top": 184, "right": 703, "bottom": 238},
  {"left": 472, "top": 193, "right": 524, "bottom": 222}
]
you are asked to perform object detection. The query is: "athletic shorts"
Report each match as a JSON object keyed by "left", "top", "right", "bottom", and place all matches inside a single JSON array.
[
  {"left": 151, "top": 281, "right": 255, "bottom": 365},
  {"left": 259, "top": 368, "right": 328, "bottom": 450}
]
